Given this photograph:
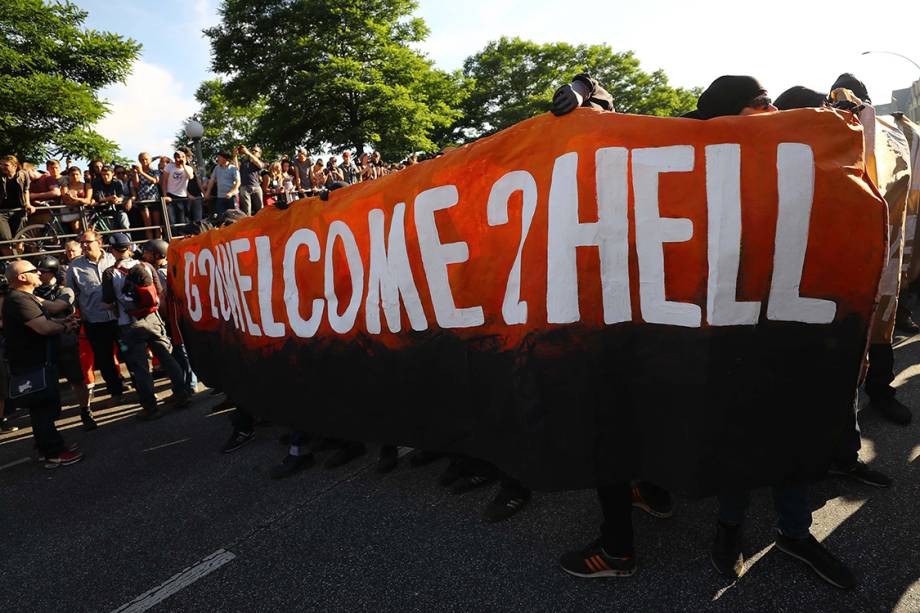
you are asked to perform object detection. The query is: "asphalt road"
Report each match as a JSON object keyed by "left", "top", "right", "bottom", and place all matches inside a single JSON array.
[{"left": 1, "top": 332, "right": 919, "bottom": 612}]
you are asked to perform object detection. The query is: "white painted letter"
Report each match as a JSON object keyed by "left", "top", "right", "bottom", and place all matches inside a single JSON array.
[
  {"left": 632, "top": 145, "right": 700, "bottom": 327},
  {"left": 230, "top": 238, "right": 263, "bottom": 337},
  {"left": 255, "top": 236, "right": 284, "bottom": 337},
  {"left": 325, "top": 221, "right": 364, "bottom": 333},
  {"left": 706, "top": 144, "right": 761, "bottom": 326},
  {"left": 197, "top": 248, "right": 220, "bottom": 320},
  {"left": 283, "top": 228, "right": 324, "bottom": 338},
  {"left": 767, "top": 143, "right": 836, "bottom": 323},
  {"left": 366, "top": 203, "right": 428, "bottom": 333},
  {"left": 487, "top": 171, "right": 537, "bottom": 325},
  {"left": 547, "top": 149, "right": 631, "bottom": 324},
  {"left": 414, "top": 185, "right": 484, "bottom": 328},
  {"left": 184, "top": 252, "right": 203, "bottom": 322}
]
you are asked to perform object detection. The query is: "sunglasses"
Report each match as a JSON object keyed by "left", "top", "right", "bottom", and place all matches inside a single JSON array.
[
  {"left": 748, "top": 95, "right": 773, "bottom": 110},
  {"left": 80, "top": 239, "right": 97, "bottom": 245},
  {"left": 21, "top": 268, "right": 39, "bottom": 275}
]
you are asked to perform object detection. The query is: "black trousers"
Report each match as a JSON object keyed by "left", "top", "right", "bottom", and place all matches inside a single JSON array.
[
  {"left": 230, "top": 406, "right": 255, "bottom": 433},
  {"left": 16, "top": 365, "right": 65, "bottom": 457},
  {"left": 598, "top": 482, "right": 634, "bottom": 556},
  {"left": 865, "top": 342, "right": 895, "bottom": 401},
  {"left": 83, "top": 320, "right": 124, "bottom": 395}
]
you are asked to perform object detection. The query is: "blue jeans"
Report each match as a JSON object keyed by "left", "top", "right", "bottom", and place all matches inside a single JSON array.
[
  {"left": 215, "top": 196, "right": 236, "bottom": 217},
  {"left": 171, "top": 343, "right": 197, "bottom": 394},
  {"left": 167, "top": 196, "right": 203, "bottom": 235},
  {"left": 718, "top": 484, "right": 812, "bottom": 539}
]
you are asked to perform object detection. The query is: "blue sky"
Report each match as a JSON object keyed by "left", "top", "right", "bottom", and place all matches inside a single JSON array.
[{"left": 80, "top": 0, "right": 920, "bottom": 159}]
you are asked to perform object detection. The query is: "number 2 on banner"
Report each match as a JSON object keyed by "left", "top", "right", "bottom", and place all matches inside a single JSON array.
[{"left": 487, "top": 171, "right": 538, "bottom": 325}]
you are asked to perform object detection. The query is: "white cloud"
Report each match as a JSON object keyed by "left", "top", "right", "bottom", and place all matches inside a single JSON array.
[{"left": 95, "top": 61, "right": 199, "bottom": 159}]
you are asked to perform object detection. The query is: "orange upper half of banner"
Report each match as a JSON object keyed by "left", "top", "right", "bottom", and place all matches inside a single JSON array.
[{"left": 169, "top": 108, "right": 888, "bottom": 350}]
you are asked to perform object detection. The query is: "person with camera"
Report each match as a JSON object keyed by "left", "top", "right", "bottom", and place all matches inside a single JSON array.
[
  {"left": 233, "top": 144, "right": 265, "bottom": 215},
  {"left": 101, "top": 233, "right": 190, "bottom": 421},
  {"left": 131, "top": 152, "right": 164, "bottom": 239},
  {"left": 93, "top": 166, "right": 131, "bottom": 230},
  {"left": 35, "top": 255, "right": 96, "bottom": 430},
  {"left": 3, "top": 260, "right": 83, "bottom": 468},
  {"left": 159, "top": 150, "right": 196, "bottom": 235}
]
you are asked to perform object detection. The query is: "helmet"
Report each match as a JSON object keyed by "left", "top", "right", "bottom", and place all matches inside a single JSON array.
[
  {"left": 142, "top": 239, "right": 169, "bottom": 259},
  {"left": 36, "top": 255, "right": 60, "bottom": 273}
]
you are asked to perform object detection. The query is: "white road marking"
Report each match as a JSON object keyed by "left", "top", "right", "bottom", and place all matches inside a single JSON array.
[
  {"left": 141, "top": 438, "right": 191, "bottom": 453},
  {"left": 111, "top": 549, "right": 236, "bottom": 613},
  {"left": 0, "top": 457, "right": 32, "bottom": 471}
]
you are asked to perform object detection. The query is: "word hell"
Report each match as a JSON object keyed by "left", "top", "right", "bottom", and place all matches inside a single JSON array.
[{"left": 183, "top": 143, "right": 835, "bottom": 337}]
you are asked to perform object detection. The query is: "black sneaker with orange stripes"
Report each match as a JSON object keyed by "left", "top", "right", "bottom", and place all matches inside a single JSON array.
[{"left": 559, "top": 540, "right": 636, "bottom": 578}]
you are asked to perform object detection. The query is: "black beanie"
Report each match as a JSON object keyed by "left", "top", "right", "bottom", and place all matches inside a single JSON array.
[
  {"left": 774, "top": 86, "right": 828, "bottom": 110},
  {"left": 830, "top": 73, "right": 870, "bottom": 103},
  {"left": 695, "top": 75, "right": 767, "bottom": 119}
]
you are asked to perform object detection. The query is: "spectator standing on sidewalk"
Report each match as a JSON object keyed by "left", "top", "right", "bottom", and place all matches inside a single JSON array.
[
  {"left": 101, "top": 233, "right": 190, "bottom": 421},
  {"left": 93, "top": 166, "right": 131, "bottom": 230},
  {"left": 29, "top": 160, "right": 63, "bottom": 204},
  {"left": 160, "top": 150, "right": 196, "bottom": 235},
  {"left": 234, "top": 145, "right": 265, "bottom": 215},
  {"left": 3, "top": 261, "right": 83, "bottom": 468},
  {"left": 292, "top": 149, "right": 312, "bottom": 194},
  {"left": 131, "top": 152, "right": 163, "bottom": 239},
  {"left": 205, "top": 152, "right": 240, "bottom": 218},
  {"left": 35, "top": 255, "right": 96, "bottom": 430},
  {"left": 0, "top": 155, "right": 33, "bottom": 256},
  {"left": 339, "top": 151, "right": 360, "bottom": 185},
  {"left": 66, "top": 230, "right": 125, "bottom": 401}
]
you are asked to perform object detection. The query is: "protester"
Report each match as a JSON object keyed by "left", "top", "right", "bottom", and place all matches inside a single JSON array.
[
  {"left": 66, "top": 230, "right": 125, "bottom": 400},
  {"left": 234, "top": 144, "right": 265, "bottom": 215},
  {"left": 205, "top": 152, "right": 241, "bottom": 218},
  {"left": 3, "top": 260, "right": 83, "bottom": 468},
  {"left": 101, "top": 233, "right": 189, "bottom": 420},
  {"left": 35, "top": 255, "right": 96, "bottom": 430}
]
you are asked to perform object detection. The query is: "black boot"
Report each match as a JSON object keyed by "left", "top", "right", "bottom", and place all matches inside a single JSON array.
[
  {"left": 81, "top": 407, "right": 98, "bottom": 431},
  {"left": 711, "top": 522, "right": 744, "bottom": 579}
]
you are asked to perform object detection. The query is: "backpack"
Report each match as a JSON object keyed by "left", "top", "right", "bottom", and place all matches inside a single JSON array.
[{"left": 117, "top": 261, "right": 160, "bottom": 318}]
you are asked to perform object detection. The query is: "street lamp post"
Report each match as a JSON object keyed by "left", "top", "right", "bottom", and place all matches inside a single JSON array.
[
  {"left": 184, "top": 119, "right": 206, "bottom": 183},
  {"left": 861, "top": 50, "right": 920, "bottom": 74}
]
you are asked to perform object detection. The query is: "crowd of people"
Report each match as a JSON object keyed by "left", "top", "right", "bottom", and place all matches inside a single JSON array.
[
  {"left": 0, "top": 145, "right": 415, "bottom": 248},
  {"left": 0, "top": 70, "right": 916, "bottom": 595}
]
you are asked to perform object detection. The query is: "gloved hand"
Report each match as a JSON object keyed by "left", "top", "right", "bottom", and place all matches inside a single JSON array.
[{"left": 552, "top": 84, "right": 584, "bottom": 116}]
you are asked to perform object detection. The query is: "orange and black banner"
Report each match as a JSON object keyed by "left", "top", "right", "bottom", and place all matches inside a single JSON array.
[{"left": 169, "top": 108, "right": 886, "bottom": 494}]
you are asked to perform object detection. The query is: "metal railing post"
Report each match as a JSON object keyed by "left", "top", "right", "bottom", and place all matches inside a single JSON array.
[{"left": 161, "top": 196, "right": 173, "bottom": 241}]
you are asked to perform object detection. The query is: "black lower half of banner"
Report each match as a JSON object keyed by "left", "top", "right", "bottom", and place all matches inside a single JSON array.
[{"left": 183, "top": 317, "right": 865, "bottom": 496}]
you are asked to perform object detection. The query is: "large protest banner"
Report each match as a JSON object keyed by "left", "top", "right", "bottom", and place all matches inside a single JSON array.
[
  {"left": 169, "top": 108, "right": 886, "bottom": 494},
  {"left": 894, "top": 114, "right": 920, "bottom": 285}
]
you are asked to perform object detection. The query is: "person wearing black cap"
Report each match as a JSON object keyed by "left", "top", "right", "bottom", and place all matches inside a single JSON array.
[
  {"left": 830, "top": 73, "right": 871, "bottom": 104},
  {"left": 35, "top": 255, "right": 96, "bottom": 430},
  {"left": 551, "top": 74, "right": 615, "bottom": 116},
  {"left": 101, "top": 233, "right": 190, "bottom": 420},
  {"left": 682, "top": 79, "right": 854, "bottom": 589},
  {"left": 774, "top": 86, "right": 829, "bottom": 111}
]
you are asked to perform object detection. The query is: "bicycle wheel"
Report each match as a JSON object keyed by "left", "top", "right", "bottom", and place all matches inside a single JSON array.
[{"left": 13, "top": 223, "right": 60, "bottom": 255}]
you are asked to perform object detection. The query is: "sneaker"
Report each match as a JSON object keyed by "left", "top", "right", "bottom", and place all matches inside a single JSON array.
[
  {"left": 828, "top": 460, "right": 892, "bottom": 488},
  {"left": 409, "top": 450, "right": 442, "bottom": 467},
  {"left": 631, "top": 481, "right": 674, "bottom": 518},
  {"left": 451, "top": 474, "right": 495, "bottom": 495},
  {"left": 323, "top": 442, "right": 366, "bottom": 469},
  {"left": 895, "top": 308, "right": 920, "bottom": 334},
  {"left": 168, "top": 390, "right": 192, "bottom": 410},
  {"left": 438, "top": 458, "right": 465, "bottom": 487},
  {"left": 0, "top": 418, "right": 19, "bottom": 433},
  {"left": 559, "top": 540, "right": 636, "bottom": 578},
  {"left": 81, "top": 410, "right": 98, "bottom": 432},
  {"left": 482, "top": 486, "right": 531, "bottom": 523},
  {"left": 871, "top": 397, "right": 912, "bottom": 425},
  {"left": 377, "top": 445, "right": 399, "bottom": 474},
  {"left": 221, "top": 430, "right": 254, "bottom": 453},
  {"left": 136, "top": 408, "right": 164, "bottom": 421},
  {"left": 711, "top": 522, "right": 744, "bottom": 579},
  {"left": 44, "top": 449, "right": 84, "bottom": 469},
  {"left": 269, "top": 453, "right": 315, "bottom": 479},
  {"left": 37, "top": 442, "right": 80, "bottom": 462},
  {"left": 775, "top": 533, "right": 856, "bottom": 590}
]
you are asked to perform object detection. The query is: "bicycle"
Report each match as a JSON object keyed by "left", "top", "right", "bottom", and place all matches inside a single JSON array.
[{"left": 12, "top": 202, "right": 72, "bottom": 255}]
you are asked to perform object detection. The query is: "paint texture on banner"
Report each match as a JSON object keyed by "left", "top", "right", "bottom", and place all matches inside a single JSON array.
[
  {"left": 894, "top": 114, "right": 920, "bottom": 285},
  {"left": 864, "top": 109, "right": 912, "bottom": 343},
  {"left": 169, "top": 108, "right": 886, "bottom": 494}
]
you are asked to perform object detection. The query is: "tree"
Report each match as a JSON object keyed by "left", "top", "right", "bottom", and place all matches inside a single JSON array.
[
  {"left": 205, "top": 0, "right": 464, "bottom": 159},
  {"left": 0, "top": 0, "right": 140, "bottom": 161},
  {"left": 174, "top": 79, "right": 268, "bottom": 169},
  {"left": 456, "top": 37, "right": 699, "bottom": 140}
]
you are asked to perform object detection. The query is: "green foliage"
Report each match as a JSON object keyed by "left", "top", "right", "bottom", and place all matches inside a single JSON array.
[
  {"left": 457, "top": 37, "right": 699, "bottom": 139},
  {"left": 205, "top": 0, "right": 464, "bottom": 159},
  {"left": 174, "top": 79, "right": 269, "bottom": 168},
  {"left": 0, "top": 0, "right": 141, "bottom": 161}
]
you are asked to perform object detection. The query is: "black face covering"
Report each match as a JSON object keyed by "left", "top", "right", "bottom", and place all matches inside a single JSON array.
[
  {"left": 774, "top": 86, "right": 828, "bottom": 110},
  {"left": 830, "top": 73, "right": 871, "bottom": 103},
  {"left": 694, "top": 75, "right": 768, "bottom": 119}
]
